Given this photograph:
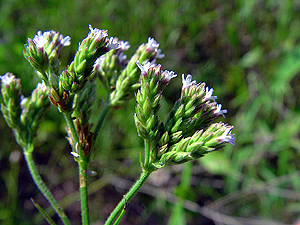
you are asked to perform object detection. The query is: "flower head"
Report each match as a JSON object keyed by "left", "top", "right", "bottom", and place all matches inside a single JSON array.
[{"left": 182, "top": 74, "right": 196, "bottom": 89}]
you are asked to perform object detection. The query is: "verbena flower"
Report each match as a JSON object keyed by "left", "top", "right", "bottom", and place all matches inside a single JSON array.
[
  {"left": 88, "top": 24, "right": 108, "bottom": 40},
  {"left": 214, "top": 104, "right": 227, "bottom": 118},
  {"left": 135, "top": 70, "right": 235, "bottom": 170},
  {"left": 136, "top": 60, "right": 155, "bottom": 75},
  {"left": 108, "top": 37, "right": 166, "bottom": 106},
  {"left": 1, "top": 74, "right": 50, "bottom": 147},
  {"left": 107, "top": 37, "right": 120, "bottom": 51},
  {"left": 119, "top": 40, "right": 130, "bottom": 51},
  {"left": 32, "top": 31, "right": 48, "bottom": 48},
  {"left": 204, "top": 87, "right": 218, "bottom": 102},
  {"left": 182, "top": 74, "right": 197, "bottom": 89}
]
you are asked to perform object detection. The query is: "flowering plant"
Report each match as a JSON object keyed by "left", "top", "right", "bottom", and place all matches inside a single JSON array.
[{"left": 1, "top": 25, "right": 234, "bottom": 225}]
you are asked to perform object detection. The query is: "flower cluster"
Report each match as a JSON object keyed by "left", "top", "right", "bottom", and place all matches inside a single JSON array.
[
  {"left": 1, "top": 73, "right": 50, "bottom": 147},
  {"left": 134, "top": 62, "right": 235, "bottom": 170},
  {"left": 107, "top": 37, "right": 165, "bottom": 106},
  {"left": 23, "top": 25, "right": 120, "bottom": 113},
  {"left": 94, "top": 38, "right": 131, "bottom": 92}
]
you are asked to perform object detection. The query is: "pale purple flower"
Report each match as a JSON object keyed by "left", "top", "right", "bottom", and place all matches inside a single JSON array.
[
  {"left": 94, "top": 55, "right": 106, "bottom": 71},
  {"left": 182, "top": 74, "right": 197, "bottom": 89},
  {"left": 20, "top": 97, "right": 28, "bottom": 109},
  {"left": 155, "top": 49, "right": 165, "bottom": 59},
  {"left": 70, "top": 151, "right": 79, "bottom": 158},
  {"left": 215, "top": 104, "right": 227, "bottom": 118},
  {"left": 106, "top": 37, "right": 120, "bottom": 50},
  {"left": 136, "top": 60, "right": 155, "bottom": 74},
  {"left": 147, "top": 37, "right": 159, "bottom": 50},
  {"left": 205, "top": 87, "right": 218, "bottom": 102},
  {"left": 88, "top": 24, "right": 108, "bottom": 40},
  {"left": 119, "top": 40, "right": 130, "bottom": 51},
  {"left": 162, "top": 70, "right": 177, "bottom": 81},
  {"left": 0, "top": 73, "right": 15, "bottom": 85},
  {"left": 219, "top": 126, "right": 235, "bottom": 145},
  {"left": 60, "top": 35, "right": 71, "bottom": 47},
  {"left": 36, "top": 82, "right": 47, "bottom": 92},
  {"left": 118, "top": 52, "right": 127, "bottom": 64},
  {"left": 32, "top": 31, "right": 48, "bottom": 48}
]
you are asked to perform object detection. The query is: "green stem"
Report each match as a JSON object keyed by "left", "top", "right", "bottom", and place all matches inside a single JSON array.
[
  {"left": 144, "top": 140, "right": 151, "bottom": 169},
  {"left": 63, "top": 113, "right": 79, "bottom": 151},
  {"left": 23, "top": 144, "right": 70, "bottom": 225},
  {"left": 79, "top": 161, "right": 89, "bottom": 225},
  {"left": 104, "top": 170, "right": 152, "bottom": 225},
  {"left": 63, "top": 113, "right": 90, "bottom": 225},
  {"left": 92, "top": 102, "right": 111, "bottom": 144}
]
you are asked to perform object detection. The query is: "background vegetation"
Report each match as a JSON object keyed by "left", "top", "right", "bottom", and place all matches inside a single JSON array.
[{"left": 1, "top": 0, "right": 300, "bottom": 224}]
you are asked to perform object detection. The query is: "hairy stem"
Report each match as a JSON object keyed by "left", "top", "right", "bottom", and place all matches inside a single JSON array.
[{"left": 23, "top": 144, "right": 70, "bottom": 225}]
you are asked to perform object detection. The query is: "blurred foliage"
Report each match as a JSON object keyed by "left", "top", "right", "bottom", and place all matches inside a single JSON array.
[{"left": 1, "top": 0, "right": 300, "bottom": 224}]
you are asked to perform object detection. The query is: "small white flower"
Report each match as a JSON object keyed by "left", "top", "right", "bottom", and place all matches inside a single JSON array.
[
  {"left": 0, "top": 73, "right": 15, "bottom": 85},
  {"left": 20, "top": 96, "right": 28, "bottom": 109},
  {"left": 215, "top": 104, "right": 227, "bottom": 118},
  {"left": 147, "top": 37, "right": 159, "bottom": 50},
  {"left": 118, "top": 52, "right": 127, "bottom": 63},
  {"left": 88, "top": 24, "right": 108, "bottom": 39},
  {"left": 155, "top": 49, "right": 165, "bottom": 59},
  {"left": 182, "top": 74, "right": 196, "bottom": 89},
  {"left": 119, "top": 40, "right": 130, "bottom": 51},
  {"left": 36, "top": 82, "right": 47, "bottom": 92},
  {"left": 163, "top": 70, "right": 177, "bottom": 81},
  {"left": 219, "top": 126, "right": 235, "bottom": 145},
  {"left": 32, "top": 31, "right": 48, "bottom": 48},
  {"left": 205, "top": 87, "right": 218, "bottom": 102},
  {"left": 107, "top": 37, "right": 120, "bottom": 50},
  {"left": 94, "top": 55, "right": 106, "bottom": 71},
  {"left": 70, "top": 152, "right": 79, "bottom": 157},
  {"left": 60, "top": 35, "right": 71, "bottom": 46},
  {"left": 136, "top": 60, "right": 155, "bottom": 74}
]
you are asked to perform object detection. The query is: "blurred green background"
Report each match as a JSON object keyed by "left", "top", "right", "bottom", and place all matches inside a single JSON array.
[{"left": 1, "top": 0, "right": 300, "bottom": 224}]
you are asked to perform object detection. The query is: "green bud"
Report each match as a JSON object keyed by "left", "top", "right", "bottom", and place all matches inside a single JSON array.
[
  {"left": 169, "top": 131, "right": 182, "bottom": 144},
  {"left": 49, "top": 73, "right": 59, "bottom": 89},
  {"left": 146, "top": 115, "right": 156, "bottom": 132},
  {"left": 170, "top": 118, "right": 182, "bottom": 133},
  {"left": 159, "top": 131, "right": 169, "bottom": 146}
]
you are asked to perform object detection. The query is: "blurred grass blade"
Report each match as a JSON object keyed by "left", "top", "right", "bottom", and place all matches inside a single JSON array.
[{"left": 31, "top": 198, "right": 57, "bottom": 225}]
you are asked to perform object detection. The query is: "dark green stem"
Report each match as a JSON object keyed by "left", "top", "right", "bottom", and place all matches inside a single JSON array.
[
  {"left": 144, "top": 140, "right": 151, "bottom": 169},
  {"left": 104, "top": 170, "right": 152, "bottom": 225},
  {"left": 23, "top": 144, "right": 70, "bottom": 225},
  {"left": 63, "top": 113, "right": 90, "bottom": 225},
  {"left": 92, "top": 102, "right": 111, "bottom": 144},
  {"left": 78, "top": 161, "right": 89, "bottom": 225}
]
